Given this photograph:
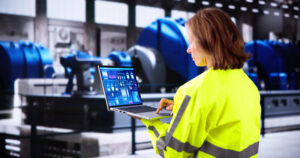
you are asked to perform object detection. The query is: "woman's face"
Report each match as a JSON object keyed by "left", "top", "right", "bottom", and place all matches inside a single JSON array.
[{"left": 186, "top": 27, "right": 210, "bottom": 67}]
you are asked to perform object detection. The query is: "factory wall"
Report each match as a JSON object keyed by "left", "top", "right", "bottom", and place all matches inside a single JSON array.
[
  {"left": 0, "top": 14, "right": 34, "bottom": 42},
  {"left": 0, "top": 1, "right": 299, "bottom": 65}
]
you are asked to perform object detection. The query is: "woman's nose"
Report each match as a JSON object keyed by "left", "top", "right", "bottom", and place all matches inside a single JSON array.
[{"left": 186, "top": 47, "right": 191, "bottom": 54}]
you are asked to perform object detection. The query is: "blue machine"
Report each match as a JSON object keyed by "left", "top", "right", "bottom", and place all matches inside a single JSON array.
[
  {"left": 245, "top": 40, "right": 300, "bottom": 90},
  {"left": 245, "top": 40, "right": 285, "bottom": 75},
  {"left": 137, "top": 18, "right": 203, "bottom": 82},
  {"left": 268, "top": 41, "right": 297, "bottom": 89},
  {"left": 0, "top": 42, "right": 24, "bottom": 91},
  {"left": 0, "top": 41, "right": 53, "bottom": 91},
  {"left": 108, "top": 51, "right": 132, "bottom": 67},
  {"left": 60, "top": 50, "right": 131, "bottom": 95},
  {"left": 269, "top": 73, "right": 288, "bottom": 90},
  {"left": 0, "top": 41, "right": 53, "bottom": 109}
]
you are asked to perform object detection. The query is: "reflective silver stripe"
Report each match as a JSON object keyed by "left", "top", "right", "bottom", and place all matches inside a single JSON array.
[
  {"left": 165, "top": 95, "right": 191, "bottom": 146},
  {"left": 151, "top": 95, "right": 191, "bottom": 157},
  {"left": 148, "top": 126, "right": 160, "bottom": 138},
  {"left": 163, "top": 134, "right": 259, "bottom": 158},
  {"left": 166, "top": 132, "right": 198, "bottom": 153},
  {"left": 156, "top": 136, "right": 166, "bottom": 157},
  {"left": 165, "top": 135, "right": 259, "bottom": 157},
  {"left": 148, "top": 125, "right": 165, "bottom": 157},
  {"left": 199, "top": 141, "right": 259, "bottom": 158}
]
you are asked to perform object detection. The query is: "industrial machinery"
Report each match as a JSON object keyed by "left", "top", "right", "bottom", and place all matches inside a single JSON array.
[
  {"left": 135, "top": 18, "right": 300, "bottom": 91},
  {"left": 245, "top": 40, "right": 300, "bottom": 90},
  {"left": 59, "top": 45, "right": 168, "bottom": 94},
  {"left": 136, "top": 18, "right": 204, "bottom": 87},
  {"left": 127, "top": 45, "right": 166, "bottom": 92},
  {"left": 0, "top": 41, "right": 53, "bottom": 110},
  {"left": 60, "top": 50, "right": 131, "bottom": 95}
]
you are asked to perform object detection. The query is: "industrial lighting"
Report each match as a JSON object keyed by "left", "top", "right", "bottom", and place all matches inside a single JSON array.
[
  {"left": 252, "top": 8, "right": 259, "bottom": 13},
  {"left": 202, "top": 1, "right": 210, "bottom": 6},
  {"left": 5, "top": 139, "right": 20, "bottom": 145},
  {"left": 241, "top": 6, "right": 247, "bottom": 11},
  {"left": 215, "top": 3, "right": 223, "bottom": 8},
  {"left": 282, "top": 4, "right": 289, "bottom": 9},
  {"left": 294, "top": 15, "right": 299, "bottom": 19},
  {"left": 246, "top": 0, "right": 253, "bottom": 3},
  {"left": 258, "top": 0, "right": 266, "bottom": 5},
  {"left": 187, "top": 0, "right": 195, "bottom": 3},
  {"left": 263, "top": 10, "right": 270, "bottom": 15},
  {"left": 228, "top": 5, "right": 236, "bottom": 10},
  {"left": 284, "top": 13, "right": 290, "bottom": 18},
  {"left": 5, "top": 145, "right": 20, "bottom": 152},
  {"left": 284, "top": 13, "right": 291, "bottom": 18},
  {"left": 293, "top": 6, "right": 299, "bottom": 11},
  {"left": 271, "top": 2, "right": 278, "bottom": 7},
  {"left": 274, "top": 12, "right": 280, "bottom": 16}
]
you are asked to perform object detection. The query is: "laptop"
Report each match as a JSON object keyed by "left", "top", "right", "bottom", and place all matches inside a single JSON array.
[{"left": 97, "top": 66, "right": 172, "bottom": 120}]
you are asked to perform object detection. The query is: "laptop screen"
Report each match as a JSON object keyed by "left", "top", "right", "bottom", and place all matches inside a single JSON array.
[{"left": 99, "top": 67, "right": 142, "bottom": 107}]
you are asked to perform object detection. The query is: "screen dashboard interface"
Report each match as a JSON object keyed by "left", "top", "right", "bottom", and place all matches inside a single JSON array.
[{"left": 100, "top": 67, "right": 142, "bottom": 107}]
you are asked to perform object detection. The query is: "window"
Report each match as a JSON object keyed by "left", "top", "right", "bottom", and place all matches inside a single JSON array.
[
  {"left": 47, "top": 0, "right": 86, "bottom": 22},
  {"left": 136, "top": 5, "right": 165, "bottom": 28},
  {"left": 242, "top": 23, "right": 253, "bottom": 42},
  {"left": 0, "top": 0, "right": 35, "bottom": 17},
  {"left": 95, "top": 0, "right": 128, "bottom": 26},
  {"left": 231, "top": 17, "right": 236, "bottom": 24}
]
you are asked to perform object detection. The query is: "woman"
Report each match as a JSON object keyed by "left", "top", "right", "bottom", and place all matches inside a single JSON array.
[{"left": 137, "top": 8, "right": 261, "bottom": 158}]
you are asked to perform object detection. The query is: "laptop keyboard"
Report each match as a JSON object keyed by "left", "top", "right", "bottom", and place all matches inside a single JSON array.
[{"left": 119, "top": 106, "right": 157, "bottom": 113}]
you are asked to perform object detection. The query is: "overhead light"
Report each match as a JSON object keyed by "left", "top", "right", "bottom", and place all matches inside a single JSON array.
[
  {"left": 282, "top": 4, "right": 289, "bottom": 9},
  {"left": 258, "top": 0, "right": 266, "bottom": 5},
  {"left": 252, "top": 8, "right": 259, "bottom": 13},
  {"left": 271, "top": 2, "right": 278, "bottom": 7},
  {"left": 241, "top": 6, "right": 247, "bottom": 11},
  {"left": 284, "top": 13, "right": 290, "bottom": 18},
  {"left": 228, "top": 5, "right": 236, "bottom": 10},
  {"left": 274, "top": 12, "right": 280, "bottom": 16},
  {"left": 294, "top": 15, "right": 299, "bottom": 19},
  {"left": 187, "top": 0, "right": 195, "bottom": 3},
  {"left": 215, "top": 3, "right": 223, "bottom": 8},
  {"left": 246, "top": 0, "right": 253, "bottom": 3},
  {"left": 263, "top": 10, "right": 270, "bottom": 15},
  {"left": 202, "top": 1, "right": 210, "bottom": 6},
  {"left": 294, "top": 6, "right": 299, "bottom": 11}
]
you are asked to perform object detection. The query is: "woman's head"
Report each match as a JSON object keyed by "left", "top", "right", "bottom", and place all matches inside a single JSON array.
[{"left": 186, "top": 7, "right": 251, "bottom": 70}]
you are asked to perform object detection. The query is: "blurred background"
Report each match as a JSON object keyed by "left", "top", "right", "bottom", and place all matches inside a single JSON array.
[{"left": 0, "top": 0, "right": 299, "bottom": 157}]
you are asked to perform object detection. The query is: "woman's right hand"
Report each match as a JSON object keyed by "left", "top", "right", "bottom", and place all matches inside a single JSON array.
[{"left": 156, "top": 98, "right": 174, "bottom": 114}]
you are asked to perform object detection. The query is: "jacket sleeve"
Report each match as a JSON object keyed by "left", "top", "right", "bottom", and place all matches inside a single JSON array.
[{"left": 141, "top": 119, "right": 170, "bottom": 156}]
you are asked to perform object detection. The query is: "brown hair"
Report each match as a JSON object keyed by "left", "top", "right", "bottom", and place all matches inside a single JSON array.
[{"left": 186, "top": 7, "right": 251, "bottom": 70}]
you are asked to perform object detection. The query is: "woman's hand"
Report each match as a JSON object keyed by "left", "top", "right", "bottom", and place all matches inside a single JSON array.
[{"left": 156, "top": 98, "right": 174, "bottom": 114}]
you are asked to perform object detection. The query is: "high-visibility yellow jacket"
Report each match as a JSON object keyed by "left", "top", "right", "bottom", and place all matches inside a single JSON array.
[{"left": 142, "top": 68, "right": 261, "bottom": 158}]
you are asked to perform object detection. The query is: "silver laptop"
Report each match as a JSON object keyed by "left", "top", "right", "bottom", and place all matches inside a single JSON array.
[{"left": 97, "top": 66, "right": 172, "bottom": 120}]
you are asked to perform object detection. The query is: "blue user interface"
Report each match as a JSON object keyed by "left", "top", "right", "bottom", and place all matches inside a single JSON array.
[{"left": 100, "top": 67, "right": 142, "bottom": 107}]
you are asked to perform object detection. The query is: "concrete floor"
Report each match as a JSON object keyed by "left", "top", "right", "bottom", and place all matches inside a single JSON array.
[
  {"left": 258, "top": 130, "right": 300, "bottom": 158},
  {"left": 100, "top": 130, "right": 300, "bottom": 158}
]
